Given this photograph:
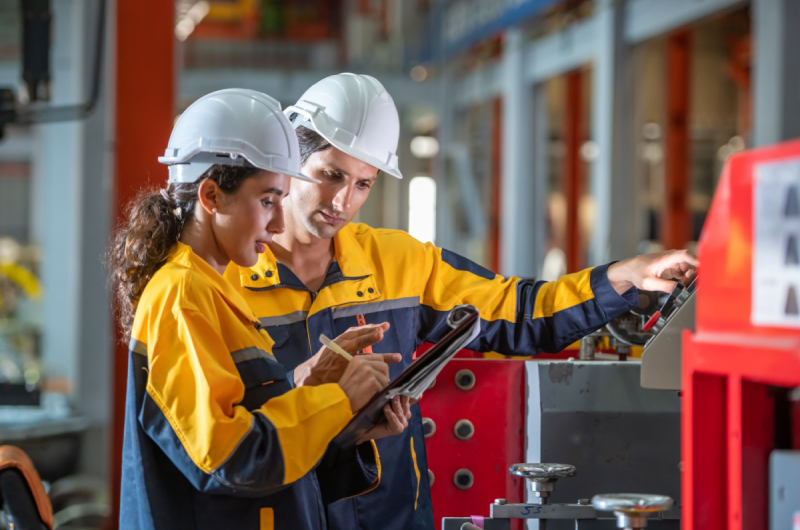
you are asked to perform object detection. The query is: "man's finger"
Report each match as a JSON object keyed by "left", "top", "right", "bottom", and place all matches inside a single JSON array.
[
  {"left": 380, "top": 353, "right": 402, "bottom": 364},
  {"left": 341, "top": 322, "right": 390, "bottom": 339},
  {"left": 667, "top": 250, "right": 699, "bottom": 267},
  {"left": 644, "top": 276, "right": 680, "bottom": 293},
  {"left": 340, "top": 325, "right": 384, "bottom": 341},
  {"left": 342, "top": 331, "right": 386, "bottom": 352},
  {"left": 356, "top": 353, "right": 402, "bottom": 365}
]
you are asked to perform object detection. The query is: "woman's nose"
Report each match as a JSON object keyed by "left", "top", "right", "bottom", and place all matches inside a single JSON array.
[{"left": 267, "top": 209, "right": 285, "bottom": 234}]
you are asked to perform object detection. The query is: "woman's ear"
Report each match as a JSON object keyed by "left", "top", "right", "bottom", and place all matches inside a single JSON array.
[{"left": 197, "top": 179, "right": 220, "bottom": 216}]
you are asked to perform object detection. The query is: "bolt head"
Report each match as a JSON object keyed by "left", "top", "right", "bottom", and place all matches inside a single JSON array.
[{"left": 494, "top": 499, "right": 507, "bottom": 505}]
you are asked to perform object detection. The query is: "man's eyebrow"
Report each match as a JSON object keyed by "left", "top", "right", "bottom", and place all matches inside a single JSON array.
[
  {"left": 263, "top": 187, "right": 283, "bottom": 195},
  {"left": 325, "top": 163, "right": 349, "bottom": 177},
  {"left": 326, "top": 163, "right": 377, "bottom": 182}
]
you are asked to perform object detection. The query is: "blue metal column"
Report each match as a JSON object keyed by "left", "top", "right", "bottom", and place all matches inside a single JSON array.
[
  {"left": 752, "top": 0, "right": 800, "bottom": 146},
  {"left": 500, "top": 28, "right": 539, "bottom": 278},
  {"left": 589, "top": 0, "right": 617, "bottom": 265},
  {"left": 435, "top": 64, "right": 456, "bottom": 250},
  {"left": 35, "top": 0, "right": 86, "bottom": 394}
]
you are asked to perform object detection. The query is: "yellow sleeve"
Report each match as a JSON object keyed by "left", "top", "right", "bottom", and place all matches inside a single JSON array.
[
  {"left": 141, "top": 308, "right": 354, "bottom": 495},
  {"left": 418, "top": 247, "right": 637, "bottom": 354}
]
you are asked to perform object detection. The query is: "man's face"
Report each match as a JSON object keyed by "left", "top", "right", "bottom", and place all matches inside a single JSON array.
[{"left": 288, "top": 147, "right": 379, "bottom": 239}]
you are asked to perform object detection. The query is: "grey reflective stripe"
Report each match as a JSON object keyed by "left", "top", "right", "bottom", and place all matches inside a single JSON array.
[
  {"left": 230, "top": 346, "right": 273, "bottom": 364},
  {"left": 210, "top": 415, "right": 256, "bottom": 475},
  {"left": 333, "top": 296, "right": 420, "bottom": 318},
  {"left": 130, "top": 339, "right": 148, "bottom": 356},
  {"left": 259, "top": 310, "right": 308, "bottom": 328}
]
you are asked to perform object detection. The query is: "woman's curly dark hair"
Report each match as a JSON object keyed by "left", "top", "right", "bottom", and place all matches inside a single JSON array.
[{"left": 106, "top": 164, "right": 260, "bottom": 337}]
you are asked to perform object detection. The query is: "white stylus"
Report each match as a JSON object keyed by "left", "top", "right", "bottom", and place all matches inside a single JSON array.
[{"left": 319, "top": 334, "right": 354, "bottom": 361}]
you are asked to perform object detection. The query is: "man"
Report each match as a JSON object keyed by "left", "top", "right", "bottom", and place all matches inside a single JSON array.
[{"left": 225, "top": 73, "right": 697, "bottom": 530}]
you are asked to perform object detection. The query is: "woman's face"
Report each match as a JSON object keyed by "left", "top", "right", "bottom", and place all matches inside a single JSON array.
[{"left": 214, "top": 170, "right": 290, "bottom": 267}]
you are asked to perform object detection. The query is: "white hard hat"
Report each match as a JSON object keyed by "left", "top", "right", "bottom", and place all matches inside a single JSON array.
[
  {"left": 284, "top": 73, "right": 403, "bottom": 179},
  {"left": 159, "top": 88, "right": 318, "bottom": 184}
]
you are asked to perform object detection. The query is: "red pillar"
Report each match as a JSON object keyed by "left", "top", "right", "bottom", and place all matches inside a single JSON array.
[
  {"left": 109, "top": 2, "right": 174, "bottom": 527},
  {"left": 563, "top": 70, "right": 583, "bottom": 273},
  {"left": 489, "top": 97, "right": 503, "bottom": 273},
  {"left": 664, "top": 30, "right": 691, "bottom": 251}
]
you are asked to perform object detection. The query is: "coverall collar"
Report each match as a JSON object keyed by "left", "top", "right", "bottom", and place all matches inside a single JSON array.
[
  {"left": 242, "top": 224, "right": 374, "bottom": 290},
  {"left": 168, "top": 242, "right": 261, "bottom": 325}
]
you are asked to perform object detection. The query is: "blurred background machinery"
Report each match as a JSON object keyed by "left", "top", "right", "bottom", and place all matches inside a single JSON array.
[{"left": 0, "top": 0, "right": 799, "bottom": 529}]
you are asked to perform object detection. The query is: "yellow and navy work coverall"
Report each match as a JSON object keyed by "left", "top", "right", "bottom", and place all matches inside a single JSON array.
[
  {"left": 225, "top": 223, "right": 638, "bottom": 530},
  {"left": 121, "top": 242, "right": 380, "bottom": 530}
]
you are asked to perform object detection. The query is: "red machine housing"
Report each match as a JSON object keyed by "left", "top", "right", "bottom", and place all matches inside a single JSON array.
[
  {"left": 683, "top": 138, "right": 800, "bottom": 530},
  {"left": 419, "top": 359, "right": 526, "bottom": 529}
]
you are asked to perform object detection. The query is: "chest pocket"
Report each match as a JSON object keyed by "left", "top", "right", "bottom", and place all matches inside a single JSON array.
[
  {"left": 265, "top": 326, "right": 290, "bottom": 349},
  {"left": 267, "top": 323, "right": 313, "bottom": 372},
  {"left": 233, "top": 353, "right": 291, "bottom": 411}
]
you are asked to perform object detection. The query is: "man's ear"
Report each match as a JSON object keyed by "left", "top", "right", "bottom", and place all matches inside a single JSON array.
[{"left": 197, "top": 179, "right": 221, "bottom": 215}]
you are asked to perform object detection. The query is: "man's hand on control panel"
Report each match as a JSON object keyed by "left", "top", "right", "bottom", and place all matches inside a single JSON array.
[{"left": 607, "top": 249, "right": 698, "bottom": 295}]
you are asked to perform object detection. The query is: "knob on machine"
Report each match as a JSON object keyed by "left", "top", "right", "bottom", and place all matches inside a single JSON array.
[
  {"left": 509, "top": 463, "right": 576, "bottom": 504},
  {"left": 592, "top": 493, "right": 674, "bottom": 530},
  {"left": 453, "top": 468, "right": 474, "bottom": 490},
  {"left": 453, "top": 419, "right": 475, "bottom": 440},
  {"left": 422, "top": 417, "right": 436, "bottom": 438},
  {"left": 454, "top": 369, "right": 476, "bottom": 390}
]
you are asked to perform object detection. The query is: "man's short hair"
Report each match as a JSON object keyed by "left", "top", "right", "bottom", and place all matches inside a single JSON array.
[{"left": 289, "top": 113, "right": 334, "bottom": 165}]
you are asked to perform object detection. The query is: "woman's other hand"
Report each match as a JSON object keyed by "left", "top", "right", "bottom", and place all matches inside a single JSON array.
[
  {"left": 357, "top": 396, "right": 414, "bottom": 444},
  {"left": 337, "top": 354, "right": 400, "bottom": 412}
]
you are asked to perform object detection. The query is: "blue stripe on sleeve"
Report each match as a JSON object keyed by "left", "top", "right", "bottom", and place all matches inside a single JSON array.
[{"left": 440, "top": 249, "right": 496, "bottom": 280}]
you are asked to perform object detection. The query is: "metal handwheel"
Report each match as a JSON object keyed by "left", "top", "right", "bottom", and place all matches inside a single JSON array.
[
  {"left": 591, "top": 493, "right": 674, "bottom": 529},
  {"left": 509, "top": 463, "right": 576, "bottom": 503}
]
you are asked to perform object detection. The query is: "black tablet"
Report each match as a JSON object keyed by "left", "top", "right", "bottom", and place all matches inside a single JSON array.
[{"left": 332, "top": 304, "right": 480, "bottom": 448}]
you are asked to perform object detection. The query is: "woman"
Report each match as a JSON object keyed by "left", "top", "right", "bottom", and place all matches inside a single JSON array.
[{"left": 108, "top": 89, "right": 411, "bottom": 530}]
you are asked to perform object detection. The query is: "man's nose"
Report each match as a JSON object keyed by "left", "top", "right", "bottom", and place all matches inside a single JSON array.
[{"left": 332, "top": 184, "right": 355, "bottom": 212}]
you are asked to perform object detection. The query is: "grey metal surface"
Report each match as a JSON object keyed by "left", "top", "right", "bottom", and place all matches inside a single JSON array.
[
  {"left": 444, "top": 511, "right": 681, "bottom": 530},
  {"left": 510, "top": 463, "right": 577, "bottom": 480},
  {"left": 753, "top": 0, "right": 800, "bottom": 147},
  {"left": 624, "top": 0, "right": 746, "bottom": 43},
  {"left": 443, "top": 519, "right": 511, "bottom": 530},
  {"left": 591, "top": 494, "right": 673, "bottom": 513},
  {"left": 0, "top": 415, "right": 89, "bottom": 442},
  {"left": 490, "top": 503, "right": 596, "bottom": 519},
  {"left": 500, "top": 28, "right": 539, "bottom": 279},
  {"left": 640, "top": 292, "right": 695, "bottom": 390},
  {"left": 769, "top": 450, "right": 800, "bottom": 530},
  {"left": 525, "top": 361, "right": 681, "bottom": 530}
]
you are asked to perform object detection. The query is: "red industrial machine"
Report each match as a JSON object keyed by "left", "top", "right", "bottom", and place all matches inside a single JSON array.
[
  {"left": 683, "top": 138, "right": 800, "bottom": 530},
  {"left": 420, "top": 358, "right": 526, "bottom": 530}
]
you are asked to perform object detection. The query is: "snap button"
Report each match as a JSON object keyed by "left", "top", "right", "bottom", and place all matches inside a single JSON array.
[
  {"left": 368, "top": 287, "right": 374, "bottom": 294},
  {"left": 250, "top": 274, "right": 259, "bottom": 281},
  {"left": 357, "top": 291, "right": 364, "bottom": 297},
  {"left": 264, "top": 270, "right": 273, "bottom": 278}
]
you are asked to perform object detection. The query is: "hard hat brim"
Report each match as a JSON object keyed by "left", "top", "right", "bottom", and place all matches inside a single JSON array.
[
  {"left": 285, "top": 104, "right": 404, "bottom": 180},
  {"left": 161, "top": 89, "right": 315, "bottom": 184},
  {"left": 282, "top": 169, "right": 321, "bottom": 184},
  {"left": 324, "top": 136, "right": 403, "bottom": 180}
]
